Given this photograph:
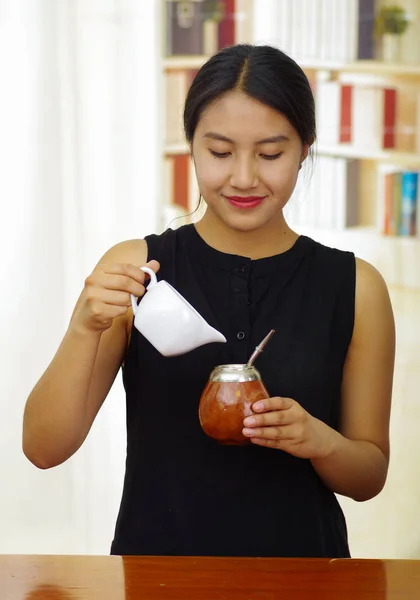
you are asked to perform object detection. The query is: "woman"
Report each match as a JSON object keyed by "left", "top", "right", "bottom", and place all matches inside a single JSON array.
[{"left": 23, "top": 45, "right": 395, "bottom": 558}]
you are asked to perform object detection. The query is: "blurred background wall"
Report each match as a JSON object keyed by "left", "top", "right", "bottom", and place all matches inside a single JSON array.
[
  {"left": 0, "top": 0, "right": 160, "bottom": 554},
  {"left": 0, "top": 0, "right": 419, "bottom": 559}
]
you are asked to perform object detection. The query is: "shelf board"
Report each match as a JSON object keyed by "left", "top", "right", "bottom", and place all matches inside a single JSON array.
[
  {"left": 163, "top": 56, "right": 420, "bottom": 77},
  {"left": 163, "top": 56, "right": 208, "bottom": 70},
  {"left": 163, "top": 143, "right": 190, "bottom": 155},
  {"left": 299, "top": 59, "right": 347, "bottom": 70},
  {"left": 317, "top": 145, "right": 420, "bottom": 166},
  {"left": 161, "top": 56, "right": 359, "bottom": 73},
  {"left": 300, "top": 59, "right": 420, "bottom": 77},
  {"left": 340, "top": 60, "right": 420, "bottom": 78}
]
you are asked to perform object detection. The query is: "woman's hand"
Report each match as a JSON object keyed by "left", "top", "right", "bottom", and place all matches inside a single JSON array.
[
  {"left": 71, "top": 259, "right": 160, "bottom": 334},
  {"left": 242, "top": 397, "right": 335, "bottom": 459}
]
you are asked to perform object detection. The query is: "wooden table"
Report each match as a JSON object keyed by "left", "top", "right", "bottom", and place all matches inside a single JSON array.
[{"left": 1, "top": 554, "right": 419, "bottom": 599}]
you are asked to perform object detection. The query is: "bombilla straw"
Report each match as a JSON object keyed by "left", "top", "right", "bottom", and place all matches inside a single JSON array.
[{"left": 246, "top": 329, "right": 275, "bottom": 368}]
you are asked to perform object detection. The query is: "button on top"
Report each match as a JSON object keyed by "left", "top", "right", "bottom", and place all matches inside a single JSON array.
[
  {"left": 237, "top": 332, "right": 245, "bottom": 340},
  {"left": 233, "top": 264, "right": 248, "bottom": 274}
]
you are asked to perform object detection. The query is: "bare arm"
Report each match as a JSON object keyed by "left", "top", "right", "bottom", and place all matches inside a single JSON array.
[
  {"left": 310, "top": 258, "right": 395, "bottom": 501},
  {"left": 22, "top": 239, "right": 152, "bottom": 469},
  {"left": 243, "top": 258, "right": 395, "bottom": 502}
]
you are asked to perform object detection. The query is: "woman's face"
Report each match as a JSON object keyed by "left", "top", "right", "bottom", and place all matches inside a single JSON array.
[{"left": 192, "top": 90, "right": 309, "bottom": 233}]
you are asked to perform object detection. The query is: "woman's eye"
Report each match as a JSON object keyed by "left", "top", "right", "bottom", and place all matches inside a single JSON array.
[
  {"left": 208, "top": 150, "right": 282, "bottom": 160},
  {"left": 261, "top": 152, "right": 282, "bottom": 160},
  {"left": 209, "top": 150, "right": 231, "bottom": 158}
]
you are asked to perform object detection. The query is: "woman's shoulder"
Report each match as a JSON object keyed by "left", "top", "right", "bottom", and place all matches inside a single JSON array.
[
  {"left": 98, "top": 225, "right": 191, "bottom": 266},
  {"left": 307, "top": 236, "right": 355, "bottom": 263},
  {"left": 308, "top": 240, "right": 388, "bottom": 297},
  {"left": 144, "top": 224, "right": 192, "bottom": 262},
  {"left": 98, "top": 238, "right": 148, "bottom": 266},
  {"left": 303, "top": 236, "right": 355, "bottom": 284},
  {"left": 354, "top": 257, "right": 392, "bottom": 313}
]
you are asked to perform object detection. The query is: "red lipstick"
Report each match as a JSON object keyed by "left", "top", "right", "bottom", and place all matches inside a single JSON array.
[{"left": 225, "top": 195, "right": 265, "bottom": 209}]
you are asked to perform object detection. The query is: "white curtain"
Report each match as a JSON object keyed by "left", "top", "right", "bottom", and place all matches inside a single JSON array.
[{"left": 0, "top": 0, "right": 161, "bottom": 554}]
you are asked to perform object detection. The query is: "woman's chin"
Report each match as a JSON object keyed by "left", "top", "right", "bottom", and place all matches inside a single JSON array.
[{"left": 218, "top": 208, "right": 280, "bottom": 233}]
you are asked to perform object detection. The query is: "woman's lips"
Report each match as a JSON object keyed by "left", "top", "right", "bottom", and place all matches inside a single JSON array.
[{"left": 225, "top": 195, "right": 266, "bottom": 209}]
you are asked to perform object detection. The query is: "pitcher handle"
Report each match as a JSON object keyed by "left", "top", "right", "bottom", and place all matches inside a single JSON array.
[{"left": 130, "top": 267, "right": 158, "bottom": 315}]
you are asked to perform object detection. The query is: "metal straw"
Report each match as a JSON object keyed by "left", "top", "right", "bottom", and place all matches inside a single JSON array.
[{"left": 246, "top": 329, "right": 276, "bottom": 368}]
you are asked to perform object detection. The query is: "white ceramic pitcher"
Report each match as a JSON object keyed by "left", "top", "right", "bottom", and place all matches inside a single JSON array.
[{"left": 130, "top": 267, "right": 227, "bottom": 357}]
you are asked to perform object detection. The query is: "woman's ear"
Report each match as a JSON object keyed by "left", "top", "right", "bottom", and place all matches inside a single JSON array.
[{"left": 300, "top": 137, "right": 314, "bottom": 164}]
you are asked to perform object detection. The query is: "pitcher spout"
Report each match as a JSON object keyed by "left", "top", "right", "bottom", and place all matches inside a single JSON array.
[{"left": 202, "top": 324, "right": 227, "bottom": 345}]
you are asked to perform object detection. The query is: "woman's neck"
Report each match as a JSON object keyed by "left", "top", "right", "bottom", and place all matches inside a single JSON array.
[{"left": 195, "top": 210, "right": 299, "bottom": 260}]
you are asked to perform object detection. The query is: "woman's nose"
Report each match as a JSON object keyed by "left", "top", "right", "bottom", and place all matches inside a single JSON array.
[{"left": 229, "top": 156, "right": 259, "bottom": 190}]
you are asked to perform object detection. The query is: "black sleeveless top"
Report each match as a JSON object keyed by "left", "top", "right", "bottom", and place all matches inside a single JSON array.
[{"left": 111, "top": 224, "right": 355, "bottom": 558}]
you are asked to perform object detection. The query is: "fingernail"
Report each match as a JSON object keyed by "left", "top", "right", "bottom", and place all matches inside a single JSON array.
[
  {"left": 243, "top": 417, "right": 256, "bottom": 426},
  {"left": 253, "top": 402, "right": 263, "bottom": 411},
  {"left": 242, "top": 428, "right": 254, "bottom": 436}
]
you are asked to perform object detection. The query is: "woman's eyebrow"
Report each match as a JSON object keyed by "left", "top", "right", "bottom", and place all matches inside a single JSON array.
[{"left": 203, "top": 132, "right": 290, "bottom": 143}]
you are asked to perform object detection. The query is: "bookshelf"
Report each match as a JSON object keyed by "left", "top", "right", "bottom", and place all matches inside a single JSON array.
[
  {"left": 303, "top": 60, "right": 420, "bottom": 78},
  {"left": 163, "top": 143, "right": 190, "bottom": 156},
  {"left": 164, "top": 55, "right": 420, "bottom": 78},
  {"left": 163, "top": 55, "right": 209, "bottom": 70},
  {"left": 337, "top": 60, "right": 420, "bottom": 78},
  {"left": 160, "top": 0, "right": 420, "bottom": 289},
  {"left": 317, "top": 145, "right": 420, "bottom": 165}
]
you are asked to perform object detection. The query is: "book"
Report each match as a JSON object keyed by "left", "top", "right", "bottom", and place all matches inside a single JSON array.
[
  {"left": 316, "top": 79, "right": 342, "bottom": 146},
  {"left": 165, "top": 71, "right": 188, "bottom": 145},
  {"left": 163, "top": 152, "right": 200, "bottom": 219},
  {"left": 383, "top": 171, "right": 395, "bottom": 235},
  {"left": 351, "top": 86, "right": 397, "bottom": 151},
  {"left": 166, "top": 1, "right": 205, "bottom": 56},
  {"left": 235, "top": 0, "right": 253, "bottom": 44},
  {"left": 173, "top": 154, "right": 191, "bottom": 211},
  {"left": 393, "top": 172, "right": 402, "bottom": 235},
  {"left": 395, "top": 84, "right": 419, "bottom": 153},
  {"left": 164, "top": 69, "right": 197, "bottom": 146},
  {"left": 277, "top": 0, "right": 292, "bottom": 55},
  {"left": 400, "top": 171, "right": 418, "bottom": 236},
  {"left": 340, "top": 85, "right": 353, "bottom": 144},
  {"left": 357, "top": 0, "right": 375, "bottom": 60},
  {"left": 316, "top": 79, "right": 354, "bottom": 145},
  {"left": 319, "top": 0, "right": 332, "bottom": 61},
  {"left": 376, "top": 164, "right": 415, "bottom": 236},
  {"left": 335, "top": 159, "right": 359, "bottom": 229},
  {"left": 416, "top": 93, "right": 420, "bottom": 155},
  {"left": 203, "top": 18, "right": 219, "bottom": 55},
  {"left": 383, "top": 88, "right": 397, "bottom": 149},
  {"left": 218, "top": 0, "right": 236, "bottom": 49}
]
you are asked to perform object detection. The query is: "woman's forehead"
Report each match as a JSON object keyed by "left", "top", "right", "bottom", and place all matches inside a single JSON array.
[{"left": 195, "top": 91, "right": 294, "bottom": 140}]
